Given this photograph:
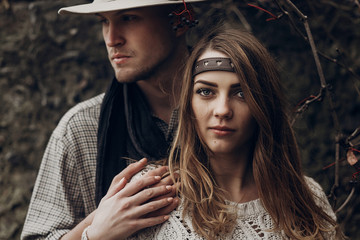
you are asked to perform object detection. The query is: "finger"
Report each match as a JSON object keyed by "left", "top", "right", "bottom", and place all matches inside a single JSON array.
[
  {"left": 148, "top": 185, "right": 176, "bottom": 202},
  {"left": 144, "top": 165, "right": 169, "bottom": 178},
  {"left": 110, "top": 158, "right": 148, "bottom": 188},
  {"left": 148, "top": 172, "right": 179, "bottom": 197},
  {"left": 132, "top": 196, "right": 174, "bottom": 218},
  {"left": 105, "top": 177, "right": 127, "bottom": 199},
  {"left": 151, "top": 173, "right": 178, "bottom": 188},
  {"left": 146, "top": 197, "right": 180, "bottom": 217},
  {"left": 116, "top": 175, "right": 162, "bottom": 198},
  {"left": 129, "top": 184, "right": 173, "bottom": 207},
  {"left": 121, "top": 158, "right": 148, "bottom": 180},
  {"left": 148, "top": 181, "right": 180, "bottom": 203}
]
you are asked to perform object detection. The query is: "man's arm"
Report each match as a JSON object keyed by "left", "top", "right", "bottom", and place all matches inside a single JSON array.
[{"left": 21, "top": 102, "right": 178, "bottom": 240}]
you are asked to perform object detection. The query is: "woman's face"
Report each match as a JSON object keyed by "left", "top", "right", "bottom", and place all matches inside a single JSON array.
[{"left": 191, "top": 50, "right": 257, "bottom": 156}]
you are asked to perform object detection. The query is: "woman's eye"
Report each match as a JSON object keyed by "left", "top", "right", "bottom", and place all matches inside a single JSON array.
[
  {"left": 196, "top": 88, "right": 213, "bottom": 97},
  {"left": 236, "top": 90, "right": 244, "bottom": 98}
]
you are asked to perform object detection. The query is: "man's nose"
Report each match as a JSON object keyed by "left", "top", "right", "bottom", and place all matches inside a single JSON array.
[{"left": 104, "top": 23, "right": 125, "bottom": 47}]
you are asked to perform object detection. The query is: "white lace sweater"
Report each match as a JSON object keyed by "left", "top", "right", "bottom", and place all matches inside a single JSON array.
[{"left": 127, "top": 169, "right": 337, "bottom": 240}]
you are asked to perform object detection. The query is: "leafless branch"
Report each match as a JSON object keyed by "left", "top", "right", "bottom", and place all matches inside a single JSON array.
[
  {"left": 270, "top": 0, "right": 358, "bottom": 214},
  {"left": 273, "top": 0, "right": 308, "bottom": 41},
  {"left": 230, "top": 5, "right": 252, "bottom": 31},
  {"left": 274, "top": 0, "right": 360, "bottom": 88},
  {"left": 248, "top": 0, "right": 358, "bottom": 216},
  {"left": 281, "top": 0, "right": 325, "bottom": 89},
  {"left": 317, "top": 51, "right": 360, "bottom": 97},
  {"left": 291, "top": 88, "right": 324, "bottom": 126},
  {"left": 335, "top": 187, "right": 355, "bottom": 213}
]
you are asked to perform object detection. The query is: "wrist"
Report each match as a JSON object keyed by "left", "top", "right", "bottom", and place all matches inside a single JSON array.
[{"left": 81, "top": 225, "right": 91, "bottom": 240}]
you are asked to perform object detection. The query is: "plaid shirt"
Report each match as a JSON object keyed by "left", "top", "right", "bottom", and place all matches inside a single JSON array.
[{"left": 21, "top": 93, "right": 178, "bottom": 240}]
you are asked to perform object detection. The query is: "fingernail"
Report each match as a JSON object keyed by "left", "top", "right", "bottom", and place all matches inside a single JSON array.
[
  {"left": 167, "top": 197, "right": 173, "bottom": 202},
  {"left": 166, "top": 185, "right": 172, "bottom": 191},
  {"left": 154, "top": 176, "right": 161, "bottom": 180},
  {"left": 140, "top": 158, "right": 147, "bottom": 164},
  {"left": 164, "top": 215, "right": 170, "bottom": 220}
]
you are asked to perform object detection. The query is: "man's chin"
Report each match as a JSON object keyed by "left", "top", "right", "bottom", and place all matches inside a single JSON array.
[
  {"left": 114, "top": 71, "right": 140, "bottom": 83},
  {"left": 115, "top": 76, "right": 139, "bottom": 83},
  {"left": 114, "top": 69, "right": 152, "bottom": 83}
]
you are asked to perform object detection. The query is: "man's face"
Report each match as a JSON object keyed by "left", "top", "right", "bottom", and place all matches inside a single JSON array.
[{"left": 97, "top": 7, "right": 178, "bottom": 83}]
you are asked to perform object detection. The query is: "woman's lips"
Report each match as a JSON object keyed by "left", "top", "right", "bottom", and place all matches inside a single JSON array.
[{"left": 209, "top": 126, "right": 235, "bottom": 136}]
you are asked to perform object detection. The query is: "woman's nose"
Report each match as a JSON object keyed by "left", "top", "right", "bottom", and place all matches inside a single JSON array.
[{"left": 214, "top": 97, "right": 233, "bottom": 119}]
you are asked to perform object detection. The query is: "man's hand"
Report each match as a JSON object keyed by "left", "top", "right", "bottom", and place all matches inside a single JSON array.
[{"left": 87, "top": 158, "right": 179, "bottom": 240}]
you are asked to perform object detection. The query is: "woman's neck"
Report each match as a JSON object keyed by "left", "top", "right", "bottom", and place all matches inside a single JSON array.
[{"left": 210, "top": 152, "right": 258, "bottom": 203}]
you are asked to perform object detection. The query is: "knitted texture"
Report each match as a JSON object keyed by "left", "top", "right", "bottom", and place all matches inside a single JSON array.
[{"left": 128, "top": 168, "right": 336, "bottom": 239}]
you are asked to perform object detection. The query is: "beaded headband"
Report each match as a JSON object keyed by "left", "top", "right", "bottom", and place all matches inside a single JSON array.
[{"left": 192, "top": 57, "right": 235, "bottom": 77}]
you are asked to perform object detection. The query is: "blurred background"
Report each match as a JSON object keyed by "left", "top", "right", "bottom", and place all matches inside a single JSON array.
[{"left": 0, "top": 0, "right": 359, "bottom": 239}]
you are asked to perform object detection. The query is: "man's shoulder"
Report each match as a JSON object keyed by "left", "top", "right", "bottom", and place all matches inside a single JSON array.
[
  {"left": 64, "top": 93, "right": 104, "bottom": 119},
  {"left": 53, "top": 93, "right": 105, "bottom": 137}
]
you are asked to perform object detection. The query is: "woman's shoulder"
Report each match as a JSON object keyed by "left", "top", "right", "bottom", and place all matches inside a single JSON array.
[
  {"left": 304, "top": 176, "right": 337, "bottom": 221},
  {"left": 304, "top": 176, "right": 329, "bottom": 199}
]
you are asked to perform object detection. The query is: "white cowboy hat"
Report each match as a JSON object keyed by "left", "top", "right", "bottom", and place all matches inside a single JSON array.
[{"left": 58, "top": 0, "right": 207, "bottom": 15}]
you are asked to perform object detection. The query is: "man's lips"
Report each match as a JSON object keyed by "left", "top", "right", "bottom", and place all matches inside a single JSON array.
[{"left": 111, "top": 54, "right": 130, "bottom": 64}]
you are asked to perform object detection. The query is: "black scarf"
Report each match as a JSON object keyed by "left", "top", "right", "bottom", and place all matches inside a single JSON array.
[{"left": 95, "top": 78, "right": 170, "bottom": 205}]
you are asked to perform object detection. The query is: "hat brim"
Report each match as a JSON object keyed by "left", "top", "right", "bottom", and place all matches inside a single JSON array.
[{"left": 58, "top": 0, "right": 206, "bottom": 15}]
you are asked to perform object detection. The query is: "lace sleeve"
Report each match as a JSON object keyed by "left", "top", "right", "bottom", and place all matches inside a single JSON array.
[
  {"left": 305, "top": 176, "right": 336, "bottom": 221},
  {"left": 305, "top": 176, "right": 338, "bottom": 239}
]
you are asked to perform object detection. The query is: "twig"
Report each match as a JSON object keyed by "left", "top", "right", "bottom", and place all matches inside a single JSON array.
[
  {"left": 328, "top": 137, "right": 340, "bottom": 205},
  {"left": 280, "top": 0, "right": 342, "bottom": 130},
  {"left": 335, "top": 134, "right": 341, "bottom": 188},
  {"left": 247, "top": 3, "right": 279, "bottom": 21},
  {"left": 317, "top": 51, "right": 360, "bottom": 97},
  {"left": 273, "top": 0, "right": 308, "bottom": 41},
  {"left": 272, "top": 0, "right": 349, "bottom": 211},
  {"left": 231, "top": 5, "right": 252, "bottom": 31},
  {"left": 335, "top": 187, "right": 355, "bottom": 213},
  {"left": 347, "top": 127, "right": 360, "bottom": 147},
  {"left": 283, "top": 0, "right": 327, "bottom": 89},
  {"left": 275, "top": 0, "right": 360, "bottom": 88},
  {"left": 291, "top": 88, "right": 324, "bottom": 125}
]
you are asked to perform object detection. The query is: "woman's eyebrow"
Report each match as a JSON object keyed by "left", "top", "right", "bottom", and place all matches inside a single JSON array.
[
  {"left": 194, "top": 80, "right": 241, "bottom": 89},
  {"left": 230, "top": 83, "right": 241, "bottom": 88},
  {"left": 193, "top": 80, "right": 217, "bottom": 87}
]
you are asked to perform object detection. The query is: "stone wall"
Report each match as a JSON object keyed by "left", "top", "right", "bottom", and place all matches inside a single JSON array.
[{"left": 1, "top": 0, "right": 359, "bottom": 239}]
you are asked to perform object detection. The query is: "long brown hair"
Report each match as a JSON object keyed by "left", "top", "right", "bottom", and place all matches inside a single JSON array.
[{"left": 168, "top": 27, "right": 341, "bottom": 239}]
